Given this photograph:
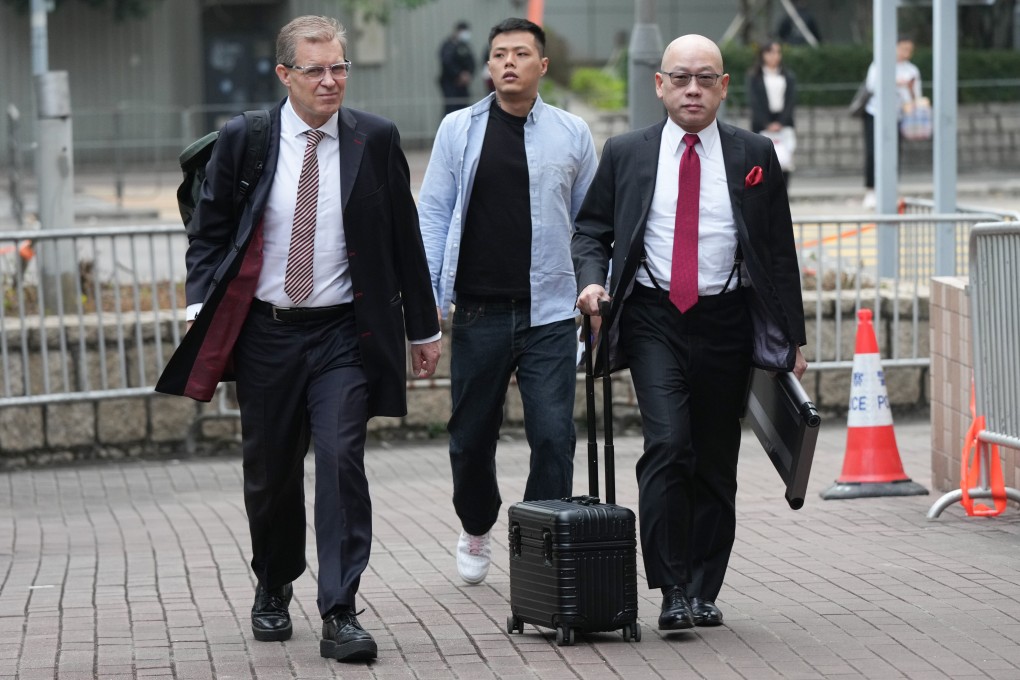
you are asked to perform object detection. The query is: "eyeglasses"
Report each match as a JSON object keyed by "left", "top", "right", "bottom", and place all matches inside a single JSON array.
[
  {"left": 284, "top": 61, "right": 352, "bottom": 81},
  {"left": 659, "top": 71, "right": 723, "bottom": 88}
]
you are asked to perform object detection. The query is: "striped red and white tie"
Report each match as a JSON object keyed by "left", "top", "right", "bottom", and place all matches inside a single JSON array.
[{"left": 284, "top": 128, "right": 325, "bottom": 304}]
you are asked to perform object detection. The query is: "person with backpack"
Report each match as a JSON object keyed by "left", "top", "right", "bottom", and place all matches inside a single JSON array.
[{"left": 155, "top": 15, "right": 441, "bottom": 662}]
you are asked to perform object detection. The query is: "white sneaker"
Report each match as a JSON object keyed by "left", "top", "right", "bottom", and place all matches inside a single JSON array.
[
  {"left": 456, "top": 530, "right": 492, "bottom": 585},
  {"left": 862, "top": 190, "right": 876, "bottom": 209}
]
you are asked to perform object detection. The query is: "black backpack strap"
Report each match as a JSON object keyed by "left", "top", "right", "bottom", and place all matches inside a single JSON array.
[{"left": 235, "top": 109, "right": 271, "bottom": 215}]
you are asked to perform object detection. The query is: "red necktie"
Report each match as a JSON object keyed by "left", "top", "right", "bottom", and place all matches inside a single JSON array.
[
  {"left": 284, "top": 128, "right": 325, "bottom": 304},
  {"left": 670, "top": 133, "right": 700, "bottom": 313}
]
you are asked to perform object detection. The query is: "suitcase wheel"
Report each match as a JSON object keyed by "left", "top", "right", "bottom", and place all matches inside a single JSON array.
[
  {"left": 506, "top": 615, "right": 523, "bottom": 635},
  {"left": 622, "top": 622, "right": 641, "bottom": 642},
  {"left": 555, "top": 625, "right": 575, "bottom": 646}
]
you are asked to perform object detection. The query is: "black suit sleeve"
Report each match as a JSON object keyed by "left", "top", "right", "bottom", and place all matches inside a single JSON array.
[
  {"left": 385, "top": 124, "right": 441, "bottom": 342},
  {"left": 571, "top": 136, "right": 617, "bottom": 294},
  {"left": 745, "top": 73, "right": 769, "bottom": 133},
  {"left": 779, "top": 71, "right": 797, "bottom": 128},
  {"left": 760, "top": 142, "right": 806, "bottom": 346}
]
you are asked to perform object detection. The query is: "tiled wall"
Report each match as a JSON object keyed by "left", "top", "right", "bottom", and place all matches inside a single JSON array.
[{"left": 930, "top": 277, "right": 973, "bottom": 492}]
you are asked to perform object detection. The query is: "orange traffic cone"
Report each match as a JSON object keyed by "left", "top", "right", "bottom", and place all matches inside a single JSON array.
[{"left": 820, "top": 309, "right": 928, "bottom": 500}]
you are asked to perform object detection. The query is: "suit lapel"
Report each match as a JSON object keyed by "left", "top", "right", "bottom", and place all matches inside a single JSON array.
[
  {"left": 718, "top": 121, "right": 747, "bottom": 208},
  {"left": 338, "top": 107, "right": 367, "bottom": 215},
  {"left": 718, "top": 121, "right": 752, "bottom": 248},
  {"left": 627, "top": 122, "right": 666, "bottom": 259}
]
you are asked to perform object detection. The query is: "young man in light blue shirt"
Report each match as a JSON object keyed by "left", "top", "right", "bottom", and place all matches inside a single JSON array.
[{"left": 418, "top": 17, "right": 597, "bottom": 585}]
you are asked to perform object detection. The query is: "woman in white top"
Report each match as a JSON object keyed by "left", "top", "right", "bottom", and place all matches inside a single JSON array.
[
  {"left": 745, "top": 40, "right": 798, "bottom": 187},
  {"left": 861, "top": 36, "right": 923, "bottom": 207}
]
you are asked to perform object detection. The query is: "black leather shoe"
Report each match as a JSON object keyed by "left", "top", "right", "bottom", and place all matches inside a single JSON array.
[
  {"left": 251, "top": 582, "right": 293, "bottom": 642},
  {"left": 691, "top": 598, "right": 724, "bottom": 627},
  {"left": 320, "top": 608, "right": 378, "bottom": 661},
  {"left": 658, "top": 585, "right": 695, "bottom": 631}
]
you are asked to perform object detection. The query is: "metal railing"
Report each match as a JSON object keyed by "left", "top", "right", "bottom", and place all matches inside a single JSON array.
[
  {"left": 1, "top": 209, "right": 1018, "bottom": 410},
  {"left": 1, "top": 225, "right": 187, "bottom": 406},
  {"left": 898, "top": 199, "right": 1020, "bottom": 278},
  {"left": 794, "top": 211, "right": 1014, "bottom": 372}
]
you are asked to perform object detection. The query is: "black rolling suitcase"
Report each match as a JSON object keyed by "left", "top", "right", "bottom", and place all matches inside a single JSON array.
[{"left": 506, "top": 308, "right": 640, "bottom": 646}]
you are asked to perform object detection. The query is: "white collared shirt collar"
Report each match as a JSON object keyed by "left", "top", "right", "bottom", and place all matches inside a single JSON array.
[
  {"left": 662, "top": 116, "right": 720, "bottom": 158},
  {"left": 281, "top": 98, "right": 339, "bottom": 140}
]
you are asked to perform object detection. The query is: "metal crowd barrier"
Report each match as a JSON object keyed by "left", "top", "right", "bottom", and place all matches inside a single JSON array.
[
  {"left": 1, "top": 225, "right": 187, "bottom": 406},
  {"left": 793, "top": 211, "right": 1011, "bottom": 372},
  {"left": 927, "top": 222, "right": 1020, "bottom": 518},
  {"left": 0, "top": 211, "right": 1016, "bottom": 413}
]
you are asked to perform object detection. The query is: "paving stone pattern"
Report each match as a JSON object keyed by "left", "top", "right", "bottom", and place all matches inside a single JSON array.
[{"left": 2, "top": 420, "right": 1020, "bottom": 679}]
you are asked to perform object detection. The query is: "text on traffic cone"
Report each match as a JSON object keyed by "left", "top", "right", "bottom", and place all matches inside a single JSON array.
[{"left": 820, "top": 308, "right": 928, "bottom": 499}]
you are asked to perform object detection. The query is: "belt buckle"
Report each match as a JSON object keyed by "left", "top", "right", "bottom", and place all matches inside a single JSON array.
[{"left": 271, "top": 306, "right": 284, "bottom": 321}]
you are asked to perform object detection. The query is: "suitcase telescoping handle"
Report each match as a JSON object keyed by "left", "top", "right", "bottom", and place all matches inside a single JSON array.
[{"left": 582, "top": 300, "right": 615, "bottom": 504}]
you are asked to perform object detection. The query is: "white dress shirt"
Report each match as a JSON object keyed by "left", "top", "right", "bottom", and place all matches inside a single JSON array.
[
  {"left": 638, "top": 118, "right": 740, "bottom": 296},
  {"left": 763, "top": 67, "right": 787, "bottom": 114},
  {"left": 187, "top": 101, "right": 440, "bottom": 344},
  {"left": 256, "top": 99, "right": 350, "bottom": 307},
  {"left": 185, "top": 100, "right": 349, "bottom": 321}
]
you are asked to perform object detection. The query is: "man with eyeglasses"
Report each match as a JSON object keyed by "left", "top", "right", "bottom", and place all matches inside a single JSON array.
[
  {"left": 572, "top": 34, "right": 807, "bottom": 632},
  {"left": 418, "top": 17, "right": 597, "bottom": 586},
  {"left": 156, "top": 15, "right": 441, "bottom": 662}
]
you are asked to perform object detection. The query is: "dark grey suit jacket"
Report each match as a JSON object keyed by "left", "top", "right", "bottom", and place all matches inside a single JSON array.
[{"left": 571, "top": 118, "right": 806, "bottom": 373}]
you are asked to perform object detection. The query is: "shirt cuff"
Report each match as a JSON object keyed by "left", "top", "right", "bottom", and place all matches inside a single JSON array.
[
  {"left": 410, "top": 331, "right": 442, "bottom": 345},
  {"left": 185, "top": 303, "right": 202, "bottom": 322}
]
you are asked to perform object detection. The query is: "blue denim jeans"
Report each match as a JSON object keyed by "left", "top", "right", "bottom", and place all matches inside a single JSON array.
[{"left": 448, "top": 297, "right": 577, "bottom": 536}]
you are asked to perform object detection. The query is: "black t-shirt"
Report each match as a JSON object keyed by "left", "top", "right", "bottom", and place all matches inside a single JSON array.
[{"left": 455, "top": 103, "right": 532, "bottom": 298}]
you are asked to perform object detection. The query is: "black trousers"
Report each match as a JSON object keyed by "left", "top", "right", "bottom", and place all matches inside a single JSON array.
[
  {"left": 233, "top": 305, "right": 370, "bottom": 618},
  {"left": 864, "top": 111, "right": 904, "bottom": 190},
  {"left": 621, "top": 285, "right": 752, "bottom": 601}
]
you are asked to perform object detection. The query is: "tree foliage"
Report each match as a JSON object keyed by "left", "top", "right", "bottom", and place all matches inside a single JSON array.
[{"left": 3, "top": 0, "right": 164, "bottom": 21}]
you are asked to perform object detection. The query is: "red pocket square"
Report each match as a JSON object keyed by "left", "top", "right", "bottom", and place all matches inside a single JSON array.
[{"left": 745, "top": 166, "right": 764, "bottom": 187}]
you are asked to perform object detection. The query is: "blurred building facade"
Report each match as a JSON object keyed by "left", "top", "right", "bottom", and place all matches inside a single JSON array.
[{"left": 0, "top": 0, "right": 861, "bottom": 168}]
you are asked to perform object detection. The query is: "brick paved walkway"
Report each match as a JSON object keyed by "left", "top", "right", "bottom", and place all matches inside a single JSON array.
[{"left": 3, "top": 419, "right": 1020, "bottom": 679}]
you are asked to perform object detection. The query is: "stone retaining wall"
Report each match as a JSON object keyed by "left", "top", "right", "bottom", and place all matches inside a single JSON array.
[{"left": 0, "top": 295, "right": 931, "bottom": 468}]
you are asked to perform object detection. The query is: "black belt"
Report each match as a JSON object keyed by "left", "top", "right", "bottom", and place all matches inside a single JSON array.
[
  {"left": 251, "top": 298, "right": 353, "bottom": 322},
  {"left": 456, "top": 293, "right": 530, "bottom": 304}
]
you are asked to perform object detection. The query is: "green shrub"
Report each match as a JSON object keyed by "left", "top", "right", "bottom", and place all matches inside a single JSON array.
[
  {"left": 569, "top": 67, "right": 626, "bottom": 110},
  {"left": 721, "top": 44, "right": 1020, "bottom": 106},
  {"left": 570, "top": 44, "right": 1020, "bottom": 110}
]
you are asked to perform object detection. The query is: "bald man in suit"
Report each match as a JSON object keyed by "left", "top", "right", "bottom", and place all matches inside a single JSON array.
[{"left": 572, "top": 34, "right": 807, "bottom": 632}]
